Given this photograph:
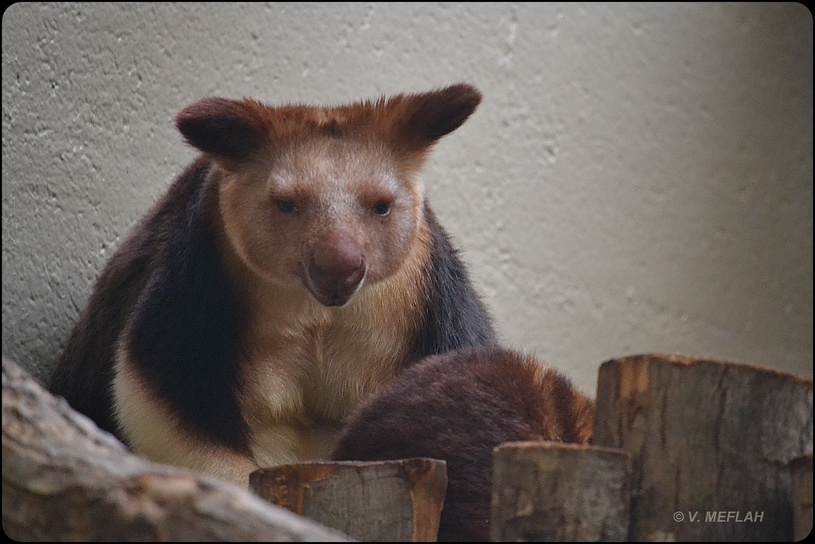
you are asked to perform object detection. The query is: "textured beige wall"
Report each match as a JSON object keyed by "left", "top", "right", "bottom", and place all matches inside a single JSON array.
[{"left": 2, "top": 2, "right": 812, "bottom": 396}]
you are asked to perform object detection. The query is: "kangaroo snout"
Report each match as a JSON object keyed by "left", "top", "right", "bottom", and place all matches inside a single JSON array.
[{"left": 306, "top": 235, "right": 367, "bottom": 307}]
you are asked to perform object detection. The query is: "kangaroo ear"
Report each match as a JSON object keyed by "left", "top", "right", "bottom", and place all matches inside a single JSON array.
[
  {"left": 390, "top": 84, "right": 482, "bottom": 148},
  {"left": 175, "top": 98, "right": 269, "bottom": 162}
]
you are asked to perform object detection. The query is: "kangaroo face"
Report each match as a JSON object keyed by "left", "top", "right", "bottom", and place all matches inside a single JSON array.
[
  {"left": 219, "top": 137, "right": 423, "bottom": 307},
  {"left": 175, "top": 84, "right": 482, "bottom": 307}
]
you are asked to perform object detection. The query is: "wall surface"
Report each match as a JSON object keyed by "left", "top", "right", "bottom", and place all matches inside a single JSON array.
[{"left": 3, "top": 2, "right": 812, "bottom": 396}]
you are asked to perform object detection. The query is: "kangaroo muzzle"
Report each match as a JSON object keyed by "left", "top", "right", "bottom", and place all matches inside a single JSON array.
[{"left": 306, "top": 235, "right": 367, "bottom": 307}]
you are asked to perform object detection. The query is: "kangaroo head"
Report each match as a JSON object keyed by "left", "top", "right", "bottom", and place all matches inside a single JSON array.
[{"left": 175, "top": 84, "right": 481, "bottom": 307}]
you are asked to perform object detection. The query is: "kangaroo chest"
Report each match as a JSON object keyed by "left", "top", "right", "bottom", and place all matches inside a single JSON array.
[{"left": 239, "top": 287, "right": 415, "bottom": 467}]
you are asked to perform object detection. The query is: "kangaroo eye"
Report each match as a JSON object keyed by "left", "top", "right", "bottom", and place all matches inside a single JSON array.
[
  {"left": 372, "top": 201, "right": 392, "bottom": 217},
  {"left": 276, "top": 200, "right": 298, "bottom": 214}
]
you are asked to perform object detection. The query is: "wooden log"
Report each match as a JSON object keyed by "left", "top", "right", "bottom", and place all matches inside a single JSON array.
[
  {"left": 250, "top": 459, "right": 447, "bottom": 542},
  {"left": 592, "top": 354, "right": 813, "bottom": 542},
  {"left": 1, "top": 356, "right": 349, "bottom": 542},
  {"left": 491, "top": 441, "right": 631, "bottom": 542},
  {"left": 790, "top": 454, "right": 813, "bottom": 542}
]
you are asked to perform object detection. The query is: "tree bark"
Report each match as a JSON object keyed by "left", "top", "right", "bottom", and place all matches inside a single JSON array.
[
  {"left": 592, "top": 354, "right": 813, "bottom": 542},
  {"left": 250, "top": 459, "right": 447, "bottom": 542},
  {"left": 1, "top": 356, "right": 349, "bottom": 542},
  {"left": 491, "top": 441, "right": 631, "bottom": 542}
]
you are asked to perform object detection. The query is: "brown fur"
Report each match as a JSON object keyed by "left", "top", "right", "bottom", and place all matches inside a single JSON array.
[
  {"left": 50, "top": 84, "right": 497, "bottom": 485},
  {"left": 333, "top": 347, "right": 595, "bottom": 542},
  {"left": 51, "top": 86, "right": 595, "bottom": 537}
]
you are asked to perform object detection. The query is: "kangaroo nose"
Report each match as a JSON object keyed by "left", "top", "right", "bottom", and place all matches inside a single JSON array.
[{"left": 307, "top": 237, "right": 366, "bottom": 306}]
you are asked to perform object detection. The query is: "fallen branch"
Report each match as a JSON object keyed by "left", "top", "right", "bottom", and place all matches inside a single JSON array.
[{"left": 2, "top": 356, "right": 350, "bottom": 542}]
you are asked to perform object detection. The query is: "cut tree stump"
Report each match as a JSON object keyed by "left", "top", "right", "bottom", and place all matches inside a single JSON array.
[
  {"left": 491, "top": 441, "right": 631, "bottom": 542},
  {"left": 592, "top": 354, "right": 813, "bottom": 542},
  {"left": 790, "top": 454, "right": 813, "bottom": 542},
  {"left": 250, "top": 459, "right": 447, "bottom": 542},
  {"left": 1, "top": 356, "right": 349, "bottom": 542}
]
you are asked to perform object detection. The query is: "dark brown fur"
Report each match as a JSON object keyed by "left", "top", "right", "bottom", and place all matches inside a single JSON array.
[
  {"left": 333, "top": 347, "right": 596, "bottom": 542},
  {"left": 49, "top": 84, "right": 498, "bottom": 482}
]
